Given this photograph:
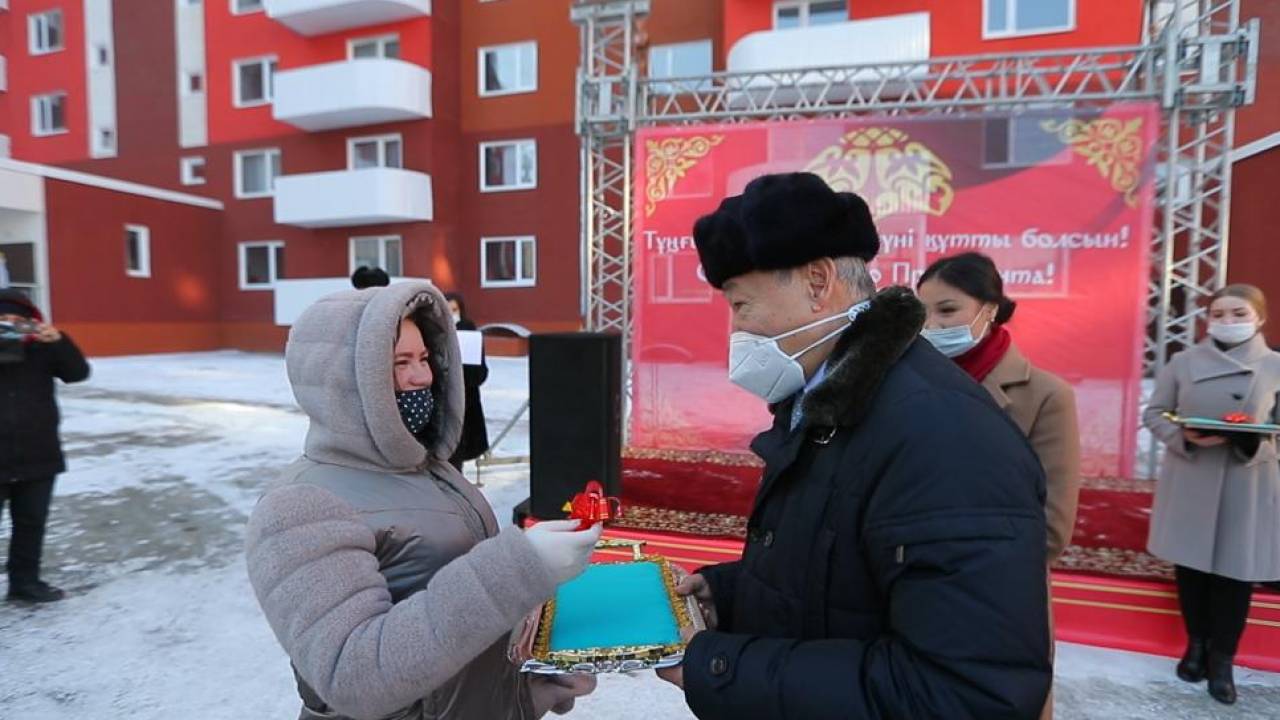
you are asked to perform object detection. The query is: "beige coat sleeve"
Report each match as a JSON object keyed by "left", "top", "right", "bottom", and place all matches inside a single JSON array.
[
  {"left": 1143, "top": 358, "right": 1192, "bottom": 459},
  {"left": 245, "top": 483, "right": 555, "bottom": 720},
  {"left": 1030, "top": 384, "right": 1081, "bottom": 562}
]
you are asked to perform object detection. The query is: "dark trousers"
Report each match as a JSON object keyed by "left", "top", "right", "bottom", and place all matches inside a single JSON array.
[
  {"left": 1175, "top": 564, "right": 1255, "bottom": 657},
  {"left": 1, "top": 477, "right": 56, "bottom": 585}
]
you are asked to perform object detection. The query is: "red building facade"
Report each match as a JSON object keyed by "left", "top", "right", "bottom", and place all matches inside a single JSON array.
[{"left": 0, "top": 0, "right": 1273, "bottom": 354}]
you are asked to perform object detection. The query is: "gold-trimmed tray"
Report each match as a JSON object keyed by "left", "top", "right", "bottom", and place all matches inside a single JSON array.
[
  {"left": 1163, "top": 412, "right": 1280, "bottom": 436},
  {"left": 510, "top": 541, "right": 705, "bottom": 674}
]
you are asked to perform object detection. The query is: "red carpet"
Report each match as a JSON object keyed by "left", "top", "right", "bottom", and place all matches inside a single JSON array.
[{"left": 613, "top": 452, "right": 1280, "bottom": 672}]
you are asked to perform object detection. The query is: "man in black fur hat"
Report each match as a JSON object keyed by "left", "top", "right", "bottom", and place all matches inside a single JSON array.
[{"left": 656, "top": 172, "right": 1052, "bottom": 719}]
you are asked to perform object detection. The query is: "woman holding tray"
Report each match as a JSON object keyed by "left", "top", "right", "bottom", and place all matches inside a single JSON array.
[
  {"left": 1145, "top": 283, "right": 1280, "bottom": 706},
  {"left": 245, "top": 281, "right": 599, "bottom": 720}
]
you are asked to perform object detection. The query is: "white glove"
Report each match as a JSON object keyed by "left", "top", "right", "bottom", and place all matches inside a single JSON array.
[{"left": 524, "top": 520, "right": 603, "bottom": 586}]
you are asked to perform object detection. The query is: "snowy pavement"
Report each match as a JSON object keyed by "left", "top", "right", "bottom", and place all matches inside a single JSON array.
[{"left": 2, "top": 351, "right": 1280, "bottom": 719}]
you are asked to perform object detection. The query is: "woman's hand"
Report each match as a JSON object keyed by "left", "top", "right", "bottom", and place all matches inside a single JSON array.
[
  {"left": 530, "top": 674, "right": 597, "bottom": 717},
  {"left": 523, "top": 520, "right": 603, "bottom": 586},
  {"left": 1184, "top": 429, "right": 1228, "bottom": 448}
]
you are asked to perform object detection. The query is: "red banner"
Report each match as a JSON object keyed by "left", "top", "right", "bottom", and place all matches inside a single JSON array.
[{"left": 632, "top": 104, "right": 1158, "bottom": 477}]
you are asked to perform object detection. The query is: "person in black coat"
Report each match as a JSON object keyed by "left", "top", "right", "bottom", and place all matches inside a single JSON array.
[
  {"left": 351, "top": 266, "right": 391, "bottom": 290},
  {"left": 444, "top": 293, "right": 490, "bottom": 471},
  {"left": 0, "top": 289, "right": 90, "bottom": 603},
  {"left": 656, "top": 173, "right": 1052, "bottom": 719}
]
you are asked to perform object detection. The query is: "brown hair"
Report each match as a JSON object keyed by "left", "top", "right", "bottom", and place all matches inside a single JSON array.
[{"left": 1207, "top": 284, "right": 1268, "bottom": 324}]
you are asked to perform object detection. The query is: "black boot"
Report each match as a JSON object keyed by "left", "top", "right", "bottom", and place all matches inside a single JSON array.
[
  {"left": 6, "top": 580, "right": 66, "bottom": 603},
  {"left": 1207, "top": 652, "right": 1237, "bottom": 705},
  {"left": 1176, "top": 637, "right": 1208, "bottom": 682}
]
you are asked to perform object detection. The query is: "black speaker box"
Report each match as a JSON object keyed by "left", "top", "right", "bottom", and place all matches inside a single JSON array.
[{"left": 528, "top": 332, "right": 623, "bottom": 519}]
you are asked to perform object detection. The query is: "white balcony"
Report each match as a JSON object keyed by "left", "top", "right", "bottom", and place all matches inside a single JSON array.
[
  {"left": 273, "top": 59, "right": 431, "bottom": 131},
  {"left": 729, "top": 12, "right": 930, "bottom": 73},
  {"left": 274, "top": 167, "right": 433, "bottom": 228},
  {"left": 725, "top": 12, "right": 930, "bottom": 103},
  {"left": 265, "top": 0, "right": 430, "bottom": 36}
]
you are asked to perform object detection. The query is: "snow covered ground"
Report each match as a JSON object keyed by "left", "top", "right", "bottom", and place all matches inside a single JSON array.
[{"left": 2, "top": 351, "right": 1279, "bottom": 719}]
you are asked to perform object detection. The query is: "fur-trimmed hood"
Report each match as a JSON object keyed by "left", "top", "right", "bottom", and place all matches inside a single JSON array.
[
  {"left": 799, "top": 286, "right": 927, "bottom": 428},
  {"left": 285, "top": 281, "right": 465, "bottom": 473}
]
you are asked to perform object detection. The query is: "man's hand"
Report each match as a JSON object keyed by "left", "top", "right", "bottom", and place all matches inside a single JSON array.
[
  {"left": 656, "top": 626, "right": 699, "bottom": 690},
  {"left": 34, "top": 322, "right": 62, "bottom": 344},
  {"left": 1184, "top": 428, "right": 1227, "bottom": 448},
  {"left": 675, "top": 573, "right": 718, "bottom": 630}
]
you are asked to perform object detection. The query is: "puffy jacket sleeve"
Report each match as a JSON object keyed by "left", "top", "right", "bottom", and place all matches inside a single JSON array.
[
  {"left": 682, "top": 390, "right": 1052, "bottom": 720},
  {"left": 1143, "top": 357, "right": 1191, "bottom": 459},
  {"left": 245, "top": 483, "right": 555, "bottom": 720},
  {"left": 49, "top": 334, "right": 90, "bottom": 384}
]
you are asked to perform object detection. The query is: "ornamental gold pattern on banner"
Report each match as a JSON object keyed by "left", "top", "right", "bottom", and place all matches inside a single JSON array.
[
  {"left": 1041, "top": 117, "right": 1144, "bottom": 208},
  {"left": 803, "top": 127, "right": 955, "bottom": 217},
  {"left": 644, "top": 135, "right": 724, "bottom": 217}
]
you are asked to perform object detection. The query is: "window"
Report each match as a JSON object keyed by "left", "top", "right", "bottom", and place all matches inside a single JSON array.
[
  {"left": 349, "top": 35, "right": 400, "bottom": 60},
  {"left": 231, "top": 0, "right": 263, "bottom": 14},
  {"left": 233, "top": 56, "right": 277, "bottom": 107},
  {"left": 187, "top": 72, "right": 204, "bottom": 94},
  {"left": 181, "top": 156, "right": 206, "bottom": 186},
  {"left": 28, "top": 10, "right": 63, "bottom": 55},
  {"left": 481, "top": 236, "right": 536, "bottom": 288},
  {"left": 350, "top": 236, "right": 403, "bottom": 277},
  {"left": 648, "top": 40, "right": 713, "bottom": 94},
  {"left": 238, "top": 241, "right": 284, "bottom": 290},
  {"left": 348, "top": 134, "right": 403, "bottom": 169},
  {"left": 985, "top": 0, "right": 1075, "bottom": 38},
  {"left": 479, "top": 42, "right": 537, "bottom": 97},
  {"left": 234, "top": 148, "right": 281, "bottom": 198},
  {"left": 773, "top": 1, "right": 847, "bottom": 30},
  {"left": 96, "top": 45, "right": 110, "bottom": 66},
  {"left": 31, "top": 93, "right": 67, "bottom": 136},
  {"left": 982, "top": 113, "right": 1071, "bottom": 168},
  {"left": 479, "top": 139, "right": 536, "bottom": 192},
  {"left": 125, "top": 225, "right": 151, "bottom": 278}
]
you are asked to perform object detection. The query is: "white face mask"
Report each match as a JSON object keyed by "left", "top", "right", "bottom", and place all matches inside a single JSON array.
[
  {"left": 451, "top": 311, "right": 461, "bottom": 324},
  {"left": 1207, "top": 321, "right": 1257, "bottom": 345},
  {"left": 921, "top": 310, "right": 991, "bottom": 358},
  {"left": 728, "top": 301, "right": 871, "bottom": 404}
]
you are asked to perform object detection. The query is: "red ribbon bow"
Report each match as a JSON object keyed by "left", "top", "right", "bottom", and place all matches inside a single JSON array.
[
  {"left": 567, "top": 481, "right": 623, "bottom": 531},
  {"left": 1222, "top": 412, "right": 1255, "bottom": 424}
]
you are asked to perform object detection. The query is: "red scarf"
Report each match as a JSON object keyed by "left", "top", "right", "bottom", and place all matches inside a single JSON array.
[{"left": 955, "top": 325, "right": 1011, "bottom": 382}]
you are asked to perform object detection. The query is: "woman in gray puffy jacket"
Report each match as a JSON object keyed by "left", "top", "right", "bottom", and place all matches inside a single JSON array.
[{"left": 246, "top": 281, "right": 599, "bottom": 720}]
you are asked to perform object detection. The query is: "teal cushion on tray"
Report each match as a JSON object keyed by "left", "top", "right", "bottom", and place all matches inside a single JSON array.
[{"left": 549, "top": 562, "right": 680, "bottom": 652}]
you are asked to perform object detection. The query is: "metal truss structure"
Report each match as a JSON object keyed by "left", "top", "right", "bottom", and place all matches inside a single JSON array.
[{"left": 573, "top": 0, "right": 1259, "bottom": 455}]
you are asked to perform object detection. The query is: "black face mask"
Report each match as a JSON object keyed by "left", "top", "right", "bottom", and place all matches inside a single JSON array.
[{"left": 395, "top": 388, "right": 435, "bottom": 435}]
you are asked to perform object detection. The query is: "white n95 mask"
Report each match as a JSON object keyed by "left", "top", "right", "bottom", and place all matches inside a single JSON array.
[{"left": 728, "top": 301, "right": 870, "bottom": 403}]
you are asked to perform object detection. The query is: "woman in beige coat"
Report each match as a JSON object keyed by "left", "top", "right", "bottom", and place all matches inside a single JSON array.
[
  {"left": 1145, "top": 283, "right": 1280, "bottom": 706},
  {"left": 918, "top": 252, "right": 1081, "bottom": 720},
  {"left": 245, "top": 281, "right": 600, "bottom": 720}
]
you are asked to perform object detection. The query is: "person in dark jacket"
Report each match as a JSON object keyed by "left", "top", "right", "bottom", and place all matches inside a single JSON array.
[
  {"left": 656, "top": 173, "right": 1052, "bottom": 719},
  {"left": 350, "top": 266, "right": 390, "bottom": 290},
  {"left": 0, "top": 289, "right": 90, "bottom": 603},
  {"left": 444, "top": 292, "right": 490, "bottom": 472}
]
